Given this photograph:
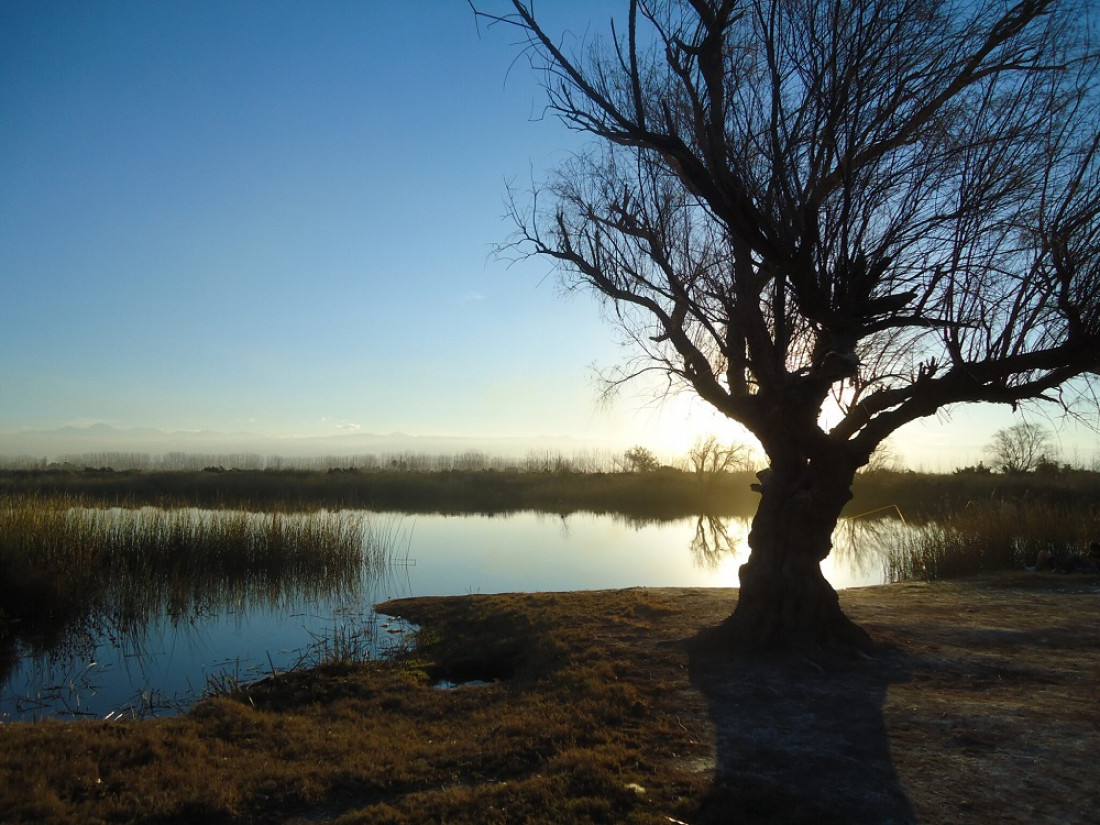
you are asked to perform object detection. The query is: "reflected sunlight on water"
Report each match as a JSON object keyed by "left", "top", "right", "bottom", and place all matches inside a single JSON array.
[{"left": 1, "top": 510, "right": 901, "bottom": 721}]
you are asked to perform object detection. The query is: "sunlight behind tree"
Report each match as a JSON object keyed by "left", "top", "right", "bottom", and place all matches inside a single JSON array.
[{"left": 479, "top": 0, "right": 1100, "bottom": 649}]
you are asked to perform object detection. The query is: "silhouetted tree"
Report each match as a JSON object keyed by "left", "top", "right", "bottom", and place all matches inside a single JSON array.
[
  {"left": 623, "top": 445, "right": 660, "bottom": 472},
  {"left": 689, "top": 435, "right": 753, "bottom": 484},
  {"left": 478, "top": 0, "right": 1100, "bottom": 649},
  {"left": 985, "top": 422, "right": 1056, "bottom": 473}
]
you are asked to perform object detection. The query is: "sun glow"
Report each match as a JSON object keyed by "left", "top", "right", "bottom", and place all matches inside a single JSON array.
[{"left": 620, "top": 391, "right": 763, "bottom": 466}]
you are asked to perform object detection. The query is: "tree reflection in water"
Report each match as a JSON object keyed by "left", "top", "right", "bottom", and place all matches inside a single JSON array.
[
  {"left": 690, "top": 515, "right": 748, "bottom": 569},
  {"left": 687, "top": 511, "right": 912, "bottom": 582}
]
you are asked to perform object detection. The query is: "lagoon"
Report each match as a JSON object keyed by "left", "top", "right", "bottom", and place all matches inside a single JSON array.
[{"left": 1, "top": 510, "right": 894, "bottom": 721}]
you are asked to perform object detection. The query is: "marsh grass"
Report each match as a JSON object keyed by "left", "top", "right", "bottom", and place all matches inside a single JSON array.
[
  {"left": 858, "top": 499, "right": 1100, "bottom": 581},
  {"left": 0, "top": 495, "right": 396, "bottom": 676},
  {"left": 0, "top": 466, "right": 762, "bottom": 517}
]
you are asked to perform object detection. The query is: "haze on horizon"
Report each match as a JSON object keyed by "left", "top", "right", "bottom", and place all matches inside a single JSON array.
[{"left": 3, "top": 2, "right": 1097, "bottom": 473}]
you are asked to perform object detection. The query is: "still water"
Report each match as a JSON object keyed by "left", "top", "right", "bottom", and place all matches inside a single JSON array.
[{"left": 1, "top": 511, "right": 893, "bottom": 721}]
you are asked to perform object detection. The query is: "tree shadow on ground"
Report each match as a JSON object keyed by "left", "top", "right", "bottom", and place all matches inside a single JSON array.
[{"left": 686, "top": 635, "right": 914, "bottom": 824}]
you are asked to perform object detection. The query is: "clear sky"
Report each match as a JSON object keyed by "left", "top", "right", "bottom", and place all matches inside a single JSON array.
[{"left": 2, "top": 1, "right": 1097, "bottom": 471}]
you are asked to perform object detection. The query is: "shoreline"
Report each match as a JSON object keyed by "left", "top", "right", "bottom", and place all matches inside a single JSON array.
[{"left": 2, "top": 574, "right": 1099, "bottom": 823}]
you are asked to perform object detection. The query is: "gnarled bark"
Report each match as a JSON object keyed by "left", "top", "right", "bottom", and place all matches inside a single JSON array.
[{"left": 722, "top": 461, "right": 872, "bottom": 651}]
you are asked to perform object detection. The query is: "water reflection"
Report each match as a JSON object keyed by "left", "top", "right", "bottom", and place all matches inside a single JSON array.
[
  {"left": 2, "top": 571, "right": 412, "bottom": 722},
  {"left": 2, "top": 510, "right": 903, "bottom": 721},
  {"left": 690, "top": 515, "right": 749, "bottom": 569},
  {"left": 615, "top": 511, "right": 900, "bottom": 582},
  {"left": 1, "top": 508, "right": 405, "bottom": 721}
]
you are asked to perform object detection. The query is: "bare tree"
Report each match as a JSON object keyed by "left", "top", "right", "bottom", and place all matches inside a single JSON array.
[
  {"left": 689, "top": 434, "right": 753, "bottom": 482},
  {"left": 985, "top": 422, "right": 1056, "bottom": 473},
  {"left": 478, "top": 0, "right": 1100, "bottom": 649}
]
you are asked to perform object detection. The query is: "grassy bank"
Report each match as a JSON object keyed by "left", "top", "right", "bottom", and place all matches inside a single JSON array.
[
  {"left": 5, "top": 465, "right": 1100, "bottom": 520},
  {"left": 847, "top": 467, "right": 1100, "bottom": 519},
  {"left": 0, "top": 467, "right": 761, "bottom": 518},
  {"left": 1, "top": 577, "right": 1098, "bottom": 823}
]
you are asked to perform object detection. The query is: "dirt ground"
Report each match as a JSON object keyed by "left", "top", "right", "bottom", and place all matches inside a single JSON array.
[{"left": 630, "top": 574, "right": 1100, "bottom": 824}]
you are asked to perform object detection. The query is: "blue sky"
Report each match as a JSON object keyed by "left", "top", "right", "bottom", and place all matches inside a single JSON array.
[{"left": 2, "top": 1, "right": 1097, "bottom": 470}]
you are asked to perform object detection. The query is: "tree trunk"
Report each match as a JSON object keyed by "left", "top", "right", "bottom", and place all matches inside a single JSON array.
[{"left": 721, "top": 458, "right": 873, "bottom": 652}]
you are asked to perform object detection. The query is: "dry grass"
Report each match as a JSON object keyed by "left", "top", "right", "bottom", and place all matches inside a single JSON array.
[
  {"left": 0, "top": 495, "right": 392, "bottom": 667},
  {"left": 1, "top": 575, "right": 1099, "bottom": 823},
  {"left": 0, "top": 589, "right": 707, "bottom": 824},
  {"left": 866, "top": 499, "right": 1100, "bottom": 581},
  {"left": 0, "top": 467, "right": 761, "bottom": 518}
]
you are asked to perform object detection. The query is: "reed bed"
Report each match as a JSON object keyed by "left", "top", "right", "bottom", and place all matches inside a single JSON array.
[
  {"left": 865, "top": 499, "right": 1100, "bottom": 582},
  {"left": 0, "top": 494, "right": 397, "bottom": 669}
]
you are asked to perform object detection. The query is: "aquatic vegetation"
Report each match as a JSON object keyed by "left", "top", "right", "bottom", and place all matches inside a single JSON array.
[
  {"left": 856, "top": 499, "right": 1100, "bottom": 582},
  {"left": 0, "top": 495, "right": 400, "bottom": 679}
]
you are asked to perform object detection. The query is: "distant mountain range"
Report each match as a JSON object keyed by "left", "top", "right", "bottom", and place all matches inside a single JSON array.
[{"left": 0, "top": 423, "right": 615, "bottom": 464}]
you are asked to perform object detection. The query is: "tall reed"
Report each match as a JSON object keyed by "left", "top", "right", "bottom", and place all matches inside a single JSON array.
[
  {"left": 0, "top": 495, "right": 398, "bottom": 670},
  {"left": 875, "top": 499, "right": 1099, "bottom": 582}
]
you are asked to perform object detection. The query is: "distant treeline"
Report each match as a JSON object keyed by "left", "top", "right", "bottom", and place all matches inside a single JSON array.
[
  {"left": 2, "top": 465, "right": 1099, "bottom": 522},
  {"left": 0, "top": 449, "right": 637, "bottom": 474},
  {"left": 0, "top": 466, "right": 760, "bottom": 519}
]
